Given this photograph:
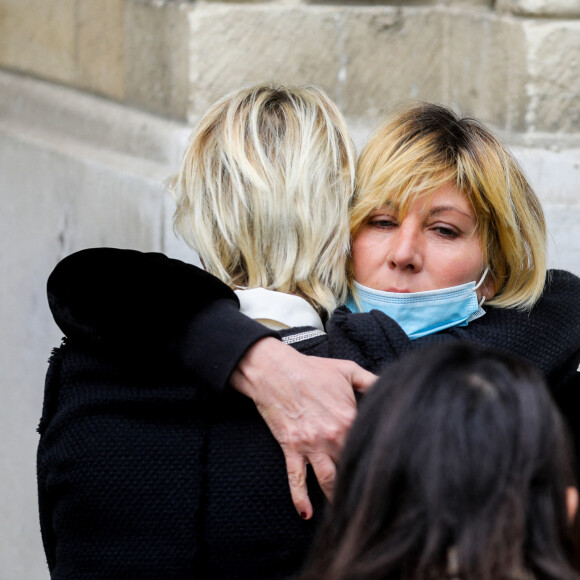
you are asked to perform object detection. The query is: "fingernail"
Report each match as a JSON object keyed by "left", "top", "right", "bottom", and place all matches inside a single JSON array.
[{"left": 300, "top": 512, "right": 308, "bottom": 520}]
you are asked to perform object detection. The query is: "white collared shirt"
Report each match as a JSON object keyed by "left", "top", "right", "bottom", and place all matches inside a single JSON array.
[{"left": 234, "top": 288, "right": 324, "bottom": 331}]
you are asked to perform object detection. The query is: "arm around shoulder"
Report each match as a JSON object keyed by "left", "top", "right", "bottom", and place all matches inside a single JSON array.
[
  {"left": 47, "top": 247, "right": 239, "bottom": 346},
  {"left": 47, "top": 247, "right": 278, "bottom": 391}
]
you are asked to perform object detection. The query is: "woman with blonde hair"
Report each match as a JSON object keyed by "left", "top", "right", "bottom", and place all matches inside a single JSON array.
[
  {"left": 44, "top": 103, "right": 580, "bottom": 531},
  {"left": 349, "top": 102, "right": 546, "bottom": 312},
  {"left": 172, "top": 82, "right": 355, "bottom": 316},
  {"left": 38, "top": 83, "right": 376, "bottom": 580}
]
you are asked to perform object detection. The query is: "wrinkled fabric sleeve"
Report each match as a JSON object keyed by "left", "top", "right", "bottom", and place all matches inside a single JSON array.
[
  {"left": 175, "top": 298, "right": 281, "bottom": 392},
  {"left": 47, "top": 248, "right": 277, "bottom": 392}
]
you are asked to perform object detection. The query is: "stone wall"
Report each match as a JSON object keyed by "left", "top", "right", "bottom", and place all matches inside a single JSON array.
[
  {"left": 1, "top": 1, "right": 579, "bottom": 578},
  {"left": 1, "top": 0, "right": 580, "bottom": 140}
]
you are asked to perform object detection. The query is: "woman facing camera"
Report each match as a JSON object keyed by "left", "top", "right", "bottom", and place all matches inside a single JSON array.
[
  {"left": 44, "top": 103, "right": 580, "bottom": 527},
  {"left": 46, "top": 101, "right": 580, "bottom": 513},
  {"left": 347, "top": 102, "right": 545, "bottom": 321},
  {"left": 37, "top": 83, "right": 376, "bottom": 580},
  {"left": 300, "top": 343, "right": 579, "bottom": 580}
]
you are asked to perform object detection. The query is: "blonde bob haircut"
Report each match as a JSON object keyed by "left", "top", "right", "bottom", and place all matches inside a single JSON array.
[
  {"left": 351, "top": 102, "right": 547, "bottom": 310},
  {"left": 172, "top": 83, "right": 356, "bottom": 316}
]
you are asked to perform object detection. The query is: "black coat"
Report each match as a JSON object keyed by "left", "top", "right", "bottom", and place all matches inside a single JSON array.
[
  {"left": 38, "top": 249, "right": 580, "bottom": 579},
  {"left": 37, "top": 333, "right": 329, "bottom": 580}
]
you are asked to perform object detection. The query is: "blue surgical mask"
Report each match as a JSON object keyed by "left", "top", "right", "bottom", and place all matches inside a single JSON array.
[{"left": 345, "top": 270, "right": 488, "bottom": 340}]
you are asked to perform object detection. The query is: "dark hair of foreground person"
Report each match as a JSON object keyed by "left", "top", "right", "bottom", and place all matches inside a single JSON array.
[{"left": 300, "top": 343, "right": 579, "bottom": 580}]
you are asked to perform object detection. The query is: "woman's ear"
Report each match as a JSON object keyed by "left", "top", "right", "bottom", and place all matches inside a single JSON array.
[{"left": 567, "top": 486, "right": 578, "bottom": 524}]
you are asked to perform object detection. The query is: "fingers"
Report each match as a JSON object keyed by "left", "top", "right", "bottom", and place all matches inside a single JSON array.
[
  {"left": 309, "top": 357, "right": 377, "bottom": 395},
  {"left": 232, "top": 345, "right": 373, "bottom": 520},
  {"left": 352, "top": 366, "right": 378, "bottom": 393},
  {"left": 284, "top": 453, "right": 313, "bottom": 520},
  {"left": 285, "top": 452, "right": 338, "bottom": 517},
  {"left": 309, "top": 454, "right": 337, "bottom": 501},
  {"left": 336, "top": 360, "right": 378, "bottom": 393}
]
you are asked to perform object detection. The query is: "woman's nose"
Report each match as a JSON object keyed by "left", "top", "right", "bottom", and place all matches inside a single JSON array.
[{"left": 387, "top": 225, "right": 423, "bottom": 272}]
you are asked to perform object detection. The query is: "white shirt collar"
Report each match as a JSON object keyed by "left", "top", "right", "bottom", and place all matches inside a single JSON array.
[{"left": 234, "top": 288, "right": 324, "bottom": 331}]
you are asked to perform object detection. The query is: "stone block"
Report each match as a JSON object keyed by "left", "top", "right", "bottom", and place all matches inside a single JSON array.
[
  {"left": 186, "top": 4, "right": 344, "bottom": 119},
  {"left": 544, "top": 205, "right": 580, "bottom": 274},
  {"left": 186, "top": 5, "right": 449, "bottom": 122},
  {"left": 205, "top": 0, "right": 266, "bottom": 4},
  {"left": 496, "top": 0, "right": 580, "bottom": 17},
  {"left": 0, "top": 66, "right": 198, "bottom": 577},
  {"left": 437, "top": 0, "right": 492, "bottom": 6},
  {"left": 124, "top": 0, "right": 191, "bottom": 120},
  {"left": 524, "top": 20, "right": 580, "bottom": 133},
  {"left": 0, "top": 70, "right": 189, "bottom": 166},
  {"left": 0, "top": 0, "right": 76, "bottom": 84},
  {"left": 341, "top": 7, "right": 446, "bottom": 118},
  {"left": 312, "top": 0, "right": 491, "bottom": 5},
  {"left": 512, "top": 145, "right": 580, "bottom": 274},
  {"left": 513, "top": 146, "right": 580, "bottom": 207},
  {"left": 445, "top": 11, "right": 528, "bottom": 132},
  {"left": 0, "top": 119, "right": 167, "bottom": 580},
  {"left": 77, "top": 0, "right": 126, "bottom": 100}
]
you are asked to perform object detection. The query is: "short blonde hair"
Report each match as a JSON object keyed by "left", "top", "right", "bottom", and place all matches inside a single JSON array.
[
  {"left": 173, "top": 83, "right": 356, "bottom": 316},
  {"left": 351, "top": 103, "right": 547, "bottom": 309}
]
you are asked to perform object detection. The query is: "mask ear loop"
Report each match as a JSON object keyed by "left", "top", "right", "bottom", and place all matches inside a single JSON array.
[{"left": 475, "top": 267, "right": 489, "bottom": 307}]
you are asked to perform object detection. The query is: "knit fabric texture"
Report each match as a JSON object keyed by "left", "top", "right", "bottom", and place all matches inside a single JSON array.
[
  {"left": 39, "top": 249, "right": 580, "bottom": 579},
  {"left": 38, "top": 337, "right": 327, "bottom": 579}
]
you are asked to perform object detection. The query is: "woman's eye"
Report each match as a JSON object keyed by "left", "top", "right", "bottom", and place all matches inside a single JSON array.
[
  {"left": 433, "top": 226, "right": 458, "bottom": 238},
  {"left": 368, "top": 218, "right": 397, "bottom": 229}
]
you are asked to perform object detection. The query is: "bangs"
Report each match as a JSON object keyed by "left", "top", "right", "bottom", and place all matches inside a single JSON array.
[{"left": 350, "top": 102, "right": 546, "bottom": 308}]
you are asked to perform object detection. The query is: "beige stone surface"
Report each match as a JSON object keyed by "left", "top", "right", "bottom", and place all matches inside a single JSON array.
[
  {"left": 125, "top": 0, "right": 191, "bottom": 120},
  {"left": 0, "top": 0, "right": 76, "bottom": 83},
  {"left": 205, "top": 0, "right": 266, "bottom": 3},
  {"left": 341, "top": 7, "right": 446, "bottom": 118},
  {"left": 310, "top": 0, "right": 491, "bottom": 5},
  {"left": 0, "top": 72, "right": 175, "bottom": 580},
  {"left": 186, "top": 4, "right": 344, "bottom": 118},
  {"left": 445, "top": 11, "right": 529, "bottom": 132},
  {"left": 496, "top": 0, "right": 580, "bottom": 17},
  {"left": 186, "top": 5, "right": 450, "bottom": 121},
  {"left": 0, "top": 70, "right": 189, "bottom": 166},
  {"left": 439, "top": 0, "right": 492, "bottom": 5},
  {"left": 77, "top": 0, "right": 126, "bottom": 100},
  {"left": 525, "top": 20, "right": 580, "bottom": 133}
]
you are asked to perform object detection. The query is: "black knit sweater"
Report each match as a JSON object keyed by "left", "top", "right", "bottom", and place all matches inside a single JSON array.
[
  {"left": 38, "top": 249, "right": 580, "bottom": 579},
  {"left": 38, "top": 333, "right": 330, "bottom": 579}
]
